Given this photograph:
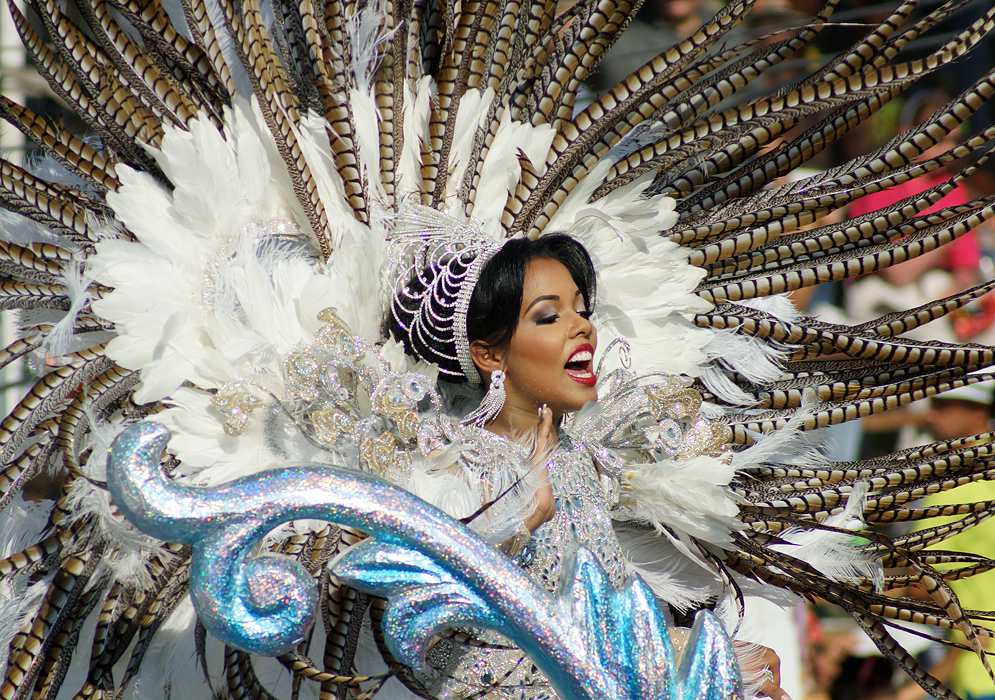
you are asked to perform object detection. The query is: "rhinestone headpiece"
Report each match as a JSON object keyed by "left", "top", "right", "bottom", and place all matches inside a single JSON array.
[{"left": 386, "top": 205, "right": 501, "bottom": 384}]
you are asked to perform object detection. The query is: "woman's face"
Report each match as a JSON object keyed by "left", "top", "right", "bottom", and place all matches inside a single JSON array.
[{"left": 499, "top": 257, "right": 597, "bottom": 418}]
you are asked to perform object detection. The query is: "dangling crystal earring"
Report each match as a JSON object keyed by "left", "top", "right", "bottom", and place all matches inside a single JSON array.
[{"left": 461, "top": 369, "right": 506, "bottom": 426}]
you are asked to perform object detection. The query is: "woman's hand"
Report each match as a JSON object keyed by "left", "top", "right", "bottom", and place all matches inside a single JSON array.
[
  {"left": 524, "top": 405, "right": 556, "bottom": 532},
  {"left": 737, "top": 643, "right": 791, "bottom": 700}
]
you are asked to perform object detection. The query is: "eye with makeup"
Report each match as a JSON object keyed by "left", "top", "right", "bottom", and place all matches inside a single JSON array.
[{"left": 533, "top": 307, "right": 591, "bottom": 325}]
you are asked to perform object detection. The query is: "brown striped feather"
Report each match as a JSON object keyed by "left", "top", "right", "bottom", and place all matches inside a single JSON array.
[
  {"left": 0, "top": 347, "right": 110, "bottom": 465},
  {"left": 732, "top": 533, "right": 967, "bottom": 699},
  {"left": 0, "top": 335, "right": 43, "bottom": 374},
  {"left": 297, "top": 0, "right": 364, "bottom": 197},
  {"left": 0, "top": 424, "right": 57, "bottom": 515},
  {"left": 664, "top": 135, "right": 993, "bottom": 247},
  {"left": 694, "top": 183, "right": 995, "bottom": 277},
  {"left": 455, "top": 0, "right": 525, "bottom": 210},
  {"left": 115, "top": 566, "right": 192, "bottom": 693},
  {"left": 27, "top": 0, "right": 166, "bottom": 148},
  {"left": 0, "top": 98, "right": 119, "bottom": 193},
  {"left": 751, "top": 365, "right": 995, "bottom": 410},
  {"left": 4, "top": 2, "right": 160, "bottom": 179},
  {"left": 724, "top": 375, "right": 995, "bottom": 444},
  {"left": 508, "top": 0, "right": 760, "bottom": 236},
  {"left": 80, "top": 545, "right": 191, "bottom": 695},
  {"left": 905, "top": 557, "right": 994, "bottom": 682},
  {"left": 181, "top": 0, "right": 237, "bottom": 97},
  {"left": 696, "top": 205, "right": 994, "bottom": 304},
  {"left": 851, "top": 614, "right": 956, "bottom": 700},
  {"left": 548, "top": 0, "right": 643, "bottom": 129},
  {"left": 592, "top": 24, "right": 846, "bottom": 199},
  {"left": 222, "top": 0, "right": 341, "bottom": 256},
  {"left": 55, "top": 365, "right": 138, "bottom": 477},
  {"left": 82, "top": 579, "right": 130, "bottom": 690},
  {"left": 673, "top": 41, "right": 995, "bottom": 216},
  {"left": 79, "top": 0, "right": 208, "bottom": 127},
  {"left": 0, "top": 159, "right": 99, "bottom": 243},
  {"left": 498, "top": 0, "right": 556, "bottom": 119},
  {"left": 429, "top": 0, "right": 490, "bottom": 206},
  {"left": 233, "top": 649, "right": 279, "bottom": 700},
  {"left": 106, "top": 0, "right": 228, "bottom": 107},
  {"left": 0, "top": 519, "right": 87, "bottom": 581},
  {"left": 33, "top": 575, "right": 108, "bottom": 699},
  {"left": 0, "top": 542, "right": 106, "bottom": 700},
  {"left": 276, "top": 651, "right": 377, "bottom": 688},
  {"left": 224, "top": 646, "right": 249, "bottom": 700}
]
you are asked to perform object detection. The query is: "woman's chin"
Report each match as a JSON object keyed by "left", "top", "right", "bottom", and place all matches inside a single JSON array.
[{"left": 558, "top": 389, "right": 598, "bottom": 415}]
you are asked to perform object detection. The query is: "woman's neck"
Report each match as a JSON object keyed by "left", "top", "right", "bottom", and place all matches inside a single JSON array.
[{"left": 486, "top": 403, "right": 558, "bottom": 439}]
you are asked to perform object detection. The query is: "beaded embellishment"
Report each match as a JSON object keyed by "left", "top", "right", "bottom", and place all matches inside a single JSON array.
[{"left": 385, "top": 204, "right": 500, "bottom": 383}]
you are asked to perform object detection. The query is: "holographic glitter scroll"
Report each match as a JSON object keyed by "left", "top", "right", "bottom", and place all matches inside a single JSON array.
[{"left": 107, "top": 422, "right": 743, "bottom": 699}]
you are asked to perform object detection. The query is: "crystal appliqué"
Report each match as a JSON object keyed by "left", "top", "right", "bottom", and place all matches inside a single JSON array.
[
  {"left": 212, "top": 381, "right": 266, "bottom": 436},
  {"left": 419, "top": 431, "right": 628, "bottom": 699}
]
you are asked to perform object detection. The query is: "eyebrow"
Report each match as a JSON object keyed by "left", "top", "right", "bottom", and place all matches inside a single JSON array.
[{"left": 524, "top": 289, "right": 582, "bottom": 313}]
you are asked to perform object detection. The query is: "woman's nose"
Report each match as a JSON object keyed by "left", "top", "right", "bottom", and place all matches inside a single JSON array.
[{"left": 571, "top": 310, "right": 593, "bottom": 337}]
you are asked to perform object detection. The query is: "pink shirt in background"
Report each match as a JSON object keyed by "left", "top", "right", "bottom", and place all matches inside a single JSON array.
[{"left": 849, "top": 173, "right": 980, "bottom": 270}]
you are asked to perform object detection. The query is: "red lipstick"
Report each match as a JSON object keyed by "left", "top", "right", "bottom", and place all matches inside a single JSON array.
[{"left": 564, "top": 343, "right": 596, "bottom": 386}]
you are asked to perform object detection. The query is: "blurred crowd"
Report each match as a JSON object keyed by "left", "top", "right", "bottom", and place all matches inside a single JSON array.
[{"left": 584, "top": 1, "right": 995, "bottom": 699}]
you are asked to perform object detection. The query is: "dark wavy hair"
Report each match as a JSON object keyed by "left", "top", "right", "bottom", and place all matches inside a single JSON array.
[{"left": 387, "top": 234, "right": 596, "bottom": 382}]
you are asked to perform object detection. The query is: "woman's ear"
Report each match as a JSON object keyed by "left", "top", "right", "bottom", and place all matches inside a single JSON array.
[{"left": 469, "top": 340, "right": 504, "bottom": 378}]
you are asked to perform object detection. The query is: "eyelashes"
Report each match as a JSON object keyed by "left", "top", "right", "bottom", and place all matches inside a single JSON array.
[{"left": 535, "top": 309, "right": 592, "bottom": 325}]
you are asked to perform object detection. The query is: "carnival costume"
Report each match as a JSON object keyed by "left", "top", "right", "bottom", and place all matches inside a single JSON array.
[{"left": 2, "top": 0, "right": 995, "bottom": 698}]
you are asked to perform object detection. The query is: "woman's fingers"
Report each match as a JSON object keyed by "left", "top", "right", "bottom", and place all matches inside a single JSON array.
[
  {"left": 536, "top": 404, "right": 554, "bottom": 454},
  {"left": 524, "top": 404, "right": 556, "bottom": 532},
  {"left": 757, "top": 648, "right": 791, "bottom": 700},
  {"left": 760, "top": 683, "right": 791, "bottom": 700},
  {"left": 738, "top": 644, "right": 792, "bottom": 700},
  {"left": 525, "top": 483, "right": 556, "bottom": 532}
]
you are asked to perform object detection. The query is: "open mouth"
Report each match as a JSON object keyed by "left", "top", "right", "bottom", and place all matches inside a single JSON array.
[{"left": 565, "top": 344, "right": 596, "bottom": 386}]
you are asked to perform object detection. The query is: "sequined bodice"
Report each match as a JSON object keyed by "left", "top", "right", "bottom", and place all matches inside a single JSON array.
[
  {"left": 528, "top": 435, "right": 627, "bottom": 594},
  {"left": 416, "top": 434, "right": 627, "bottom": 699}
]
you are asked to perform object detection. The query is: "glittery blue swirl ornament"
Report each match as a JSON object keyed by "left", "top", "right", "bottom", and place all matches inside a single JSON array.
[
  {"left": 106, "top": 422, "right": 319, "bottom": 655},
  {"left": 108, "top": 422, "right": 744, "bottom": 699}
]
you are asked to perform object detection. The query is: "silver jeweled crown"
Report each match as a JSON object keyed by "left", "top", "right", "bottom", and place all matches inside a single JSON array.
[{"left": 386, "top": 205, "right": 501, "bottom": 384}]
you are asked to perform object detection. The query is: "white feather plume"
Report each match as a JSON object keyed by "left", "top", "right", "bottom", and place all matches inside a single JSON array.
[
  {"left": 0, "top": 208, "right": 70, "bottom": 247},
  {"left": 42, "top": 257, "right": 94, "bottom": 357},
  {"left": 730, "top": 392, "right": 826, "bottom": 472},
  {"left": 620, "top": 452, "right": 742, "bottom": 548},
  {"left": 700, "top": 328, "right": 787, "bottom": 406},
  {"left": 736, "top": 293, "right": 801, "bottom": 323},
  {"left": 562, "top": 173, "right": 713, "bottom": 379},
  {"left": 615, "top": 524, "right": 724, "bottom": 612},
  {"left": 63, "top": 413, "right": 164, "bottom": 589},
  {"left": 772, "top": 481, "right": 882, "bottom": 589},
  {"left": 0, "top": 499, "right": 51, "bottom": 669},
  {"left": 0, "top": 495, "right": 49, "bottom": 559},
  {"left": 346, "top": 0, "right": 393, "bottom": 93}
]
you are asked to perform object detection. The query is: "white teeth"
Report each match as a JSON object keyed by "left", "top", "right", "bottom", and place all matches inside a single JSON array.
[{"left": 570, "top": 350, "right": 592, "bottom": 362}]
